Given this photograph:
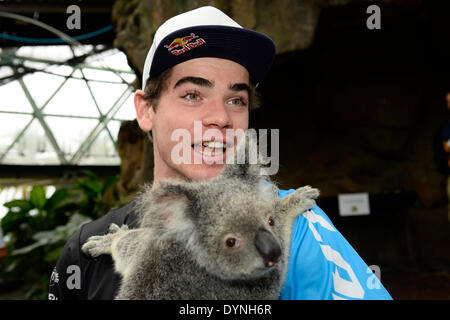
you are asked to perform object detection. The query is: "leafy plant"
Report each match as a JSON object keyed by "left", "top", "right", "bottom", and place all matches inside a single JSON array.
[
  {"left": 1, "top": 186, "right": 74, "bottom": 250},
  {"left": 74, "top": 170, "right": 119, "bottom": 219},
  {"left": 12, "top": 213, "right": 92, "bottom": 257},
  {"left": 0, "top": 170, "right": 120, "bottom": 300}
]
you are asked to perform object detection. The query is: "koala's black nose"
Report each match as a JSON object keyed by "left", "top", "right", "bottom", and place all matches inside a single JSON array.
[{"left": 254, "top": 229, "right": 281, "bottom": 268}]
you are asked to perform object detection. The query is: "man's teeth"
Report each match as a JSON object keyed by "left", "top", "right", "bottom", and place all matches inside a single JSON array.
[
  {"left": 194, "top": 141, "right": 226, "bottom": 156},
  {"left": 202, "top": 141, "right": 225, "bottom": 149},
  {"left": 201, "top": 148, "right": 221, "bottom": 156}
]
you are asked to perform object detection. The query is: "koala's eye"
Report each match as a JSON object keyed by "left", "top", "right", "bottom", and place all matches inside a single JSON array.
[
  {"left": 268, "top": 217, "right": 275, "bottom": 227},
  {"left": 225, "top": 237, "right": 239, "bottom": 249}
]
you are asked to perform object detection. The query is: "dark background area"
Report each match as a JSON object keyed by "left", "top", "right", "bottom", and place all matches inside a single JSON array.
[{"left": 0, "top": 0, "right": 115, "bottom": 46}]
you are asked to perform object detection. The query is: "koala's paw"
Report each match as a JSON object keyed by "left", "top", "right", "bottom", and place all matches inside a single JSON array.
[
  {"left": 81, "top": 224, "right": 128, "bottom": 258},
  {"left": 296, "top": 185, "right": 320, "bottom": 201},
  {"left": 108, "top": 223, "right": 128, "bottom": 234},
  {"left": 82, "top": 234, "right": 113, "bottom": 258},
  {"left": 282, "top": 186, "right": 320, "bottom": 215},
  {"left": 298, "top": 197, "right": 317, "bottom": 213},
  {"left": 297, "top": 186, "right": 320, "bottom": 212}
]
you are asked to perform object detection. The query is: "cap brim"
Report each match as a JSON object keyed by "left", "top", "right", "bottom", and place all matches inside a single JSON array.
[{"left": 150, "top": 25, "right": 276, "bottom": 85}]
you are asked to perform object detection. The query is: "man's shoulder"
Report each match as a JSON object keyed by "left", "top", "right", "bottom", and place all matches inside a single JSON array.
[
  {"left": 49, "top": 201, "right": 138, "bottom": 300},
  {"left": 78, "top": 201, "right": 139, "bottom": 244}
]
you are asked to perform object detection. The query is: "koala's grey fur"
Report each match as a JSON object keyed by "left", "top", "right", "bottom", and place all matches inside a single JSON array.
[{"left": 82, "top": 140, "right": 319, "bottom": 300}]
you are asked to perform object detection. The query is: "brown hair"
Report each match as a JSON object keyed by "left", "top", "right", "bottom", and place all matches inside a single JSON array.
[{"left": 142, "top": 68, "right": 173, "bottom": 111}]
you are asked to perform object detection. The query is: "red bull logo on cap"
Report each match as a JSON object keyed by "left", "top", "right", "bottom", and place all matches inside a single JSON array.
[{"left": 164, "top": 33, "right": 206, "bottom": 56}]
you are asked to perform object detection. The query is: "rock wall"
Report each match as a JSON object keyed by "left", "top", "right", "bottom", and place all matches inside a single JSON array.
[
  {"left": 112, "top": 0, "right": 350, "bottom": 88},
  {"left": 116, "top": 120, "right": 154, "bottom": 199}
]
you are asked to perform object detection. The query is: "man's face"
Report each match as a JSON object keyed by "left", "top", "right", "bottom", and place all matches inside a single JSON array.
[{"left": 136, "top": 57, "right": 250, "bottom": 183}]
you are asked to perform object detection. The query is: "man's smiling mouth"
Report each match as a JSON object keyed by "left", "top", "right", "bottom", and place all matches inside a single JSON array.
[{"left": 192, "top": 141, "right": 230, "bottom": 157}]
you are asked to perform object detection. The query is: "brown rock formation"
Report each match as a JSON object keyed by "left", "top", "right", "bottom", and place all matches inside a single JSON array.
[
  {"left": 112, "top": 0, "right": 350, "bottom": 88},
  {"left": 116, "top": 120, "right": 154, "bottom": 199}
]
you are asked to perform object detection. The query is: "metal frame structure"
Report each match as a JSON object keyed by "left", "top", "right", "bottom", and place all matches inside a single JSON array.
[{"left": 0, "top": 45, "right": 136, "bottom": 165}]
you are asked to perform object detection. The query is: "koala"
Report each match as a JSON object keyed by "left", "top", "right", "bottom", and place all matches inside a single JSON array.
[{"left": 82, "top": 139, "right": 319, "bottom": 299}]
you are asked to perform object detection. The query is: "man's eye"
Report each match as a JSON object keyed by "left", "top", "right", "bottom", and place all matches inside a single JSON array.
[
  {"left": 183, "top": 92, "right": 200, "bottom": 101},
  {"left": 228, "top": 98, "right": 247, "bottom": 106}
]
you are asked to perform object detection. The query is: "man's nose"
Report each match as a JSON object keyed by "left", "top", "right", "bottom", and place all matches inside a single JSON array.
[
  {"left": 202, "top": 98, "right": 232, "bottom": 129},
  {"left": 254, "top": 229, "right": 282, "bottom": 268}
]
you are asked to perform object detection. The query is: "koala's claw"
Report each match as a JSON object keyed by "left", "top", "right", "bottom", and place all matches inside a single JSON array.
[
  {"left": 82, "top": 224, "right": 129, "bottom": 258},
  {"left": 109, "top": 223, "right": 128, "bottom": 233},
  {"left": 296, "top": 186, "right": 320, "bottom": 200},
  {"left": 82, "top": 234, "right": 112, "bottom": 258},
  {"left": 279, "top": 186, "right": 320, "bottom": 216}
]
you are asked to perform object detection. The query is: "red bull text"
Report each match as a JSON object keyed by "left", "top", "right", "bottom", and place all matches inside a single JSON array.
[{"left": 164, "top": 33, "right": 206, "bottom": 56}]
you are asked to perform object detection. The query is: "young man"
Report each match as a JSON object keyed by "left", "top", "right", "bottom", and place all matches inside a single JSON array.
[{"left": 49, "top": 6, "right": 392, "bottom": 300}]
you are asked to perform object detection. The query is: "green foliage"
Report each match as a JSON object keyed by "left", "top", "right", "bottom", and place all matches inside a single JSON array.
[
  {"left": 12, "top": 213, "right": 92, "bottom": 256},
  {"left": 0, "top": 170, "right": 120, "bottom": 300},
  {"left": 74, "top": 170, "right": 119, "bottom": 219}
]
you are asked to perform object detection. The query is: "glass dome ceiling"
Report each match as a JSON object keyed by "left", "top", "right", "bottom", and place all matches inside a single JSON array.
[{"left": 0, "top": 44, "right": 137, "bottom": 166}]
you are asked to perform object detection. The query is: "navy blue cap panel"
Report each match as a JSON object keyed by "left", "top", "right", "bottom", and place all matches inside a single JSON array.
[{"left": 149, "top": 25, "right": 276, "bottom": 85}]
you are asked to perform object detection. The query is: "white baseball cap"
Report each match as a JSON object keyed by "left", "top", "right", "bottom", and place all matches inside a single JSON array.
[{"left": 141, "top": 6, "right": 276, "bottom": 89}]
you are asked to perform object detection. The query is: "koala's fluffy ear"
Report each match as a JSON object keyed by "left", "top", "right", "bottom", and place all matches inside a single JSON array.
[
  {"left": 151, "top": 180, "right": 200, "bottom": 231},
  {"left": 275, "top": 186, "right": 320, "bottom": 219}
]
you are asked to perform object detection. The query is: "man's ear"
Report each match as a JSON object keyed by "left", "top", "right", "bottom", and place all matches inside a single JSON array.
[{"left": 134, "top": 89, "right": 153, "bottom": 132}]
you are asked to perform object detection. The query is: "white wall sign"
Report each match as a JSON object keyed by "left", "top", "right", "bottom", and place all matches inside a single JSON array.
[{"left": 338, "top": 193, "right": 371, "bottom": 217}]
